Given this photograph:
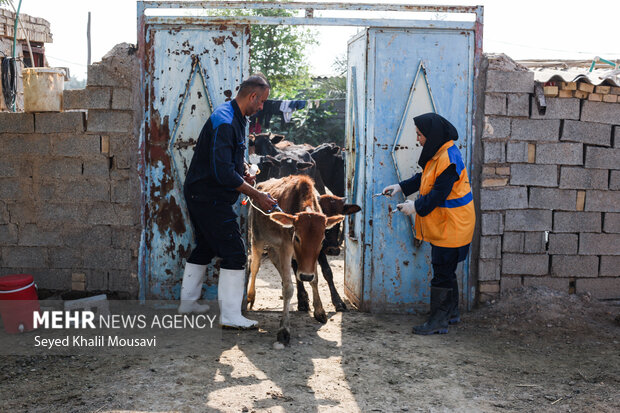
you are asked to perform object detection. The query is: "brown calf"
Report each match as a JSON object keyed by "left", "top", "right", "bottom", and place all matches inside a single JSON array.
[{"left": 248, "top": 175, "right": 344, "bottom": 344}]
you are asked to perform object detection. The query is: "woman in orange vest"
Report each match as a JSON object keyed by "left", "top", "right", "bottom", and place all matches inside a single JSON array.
[{"left": 383, "top": 113, "right": 475, "bottom": 335}]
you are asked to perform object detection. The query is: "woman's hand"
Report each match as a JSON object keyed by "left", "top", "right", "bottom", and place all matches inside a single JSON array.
[
  {"left": 396, "top": 199, "right": 416, "bottom": 216},
  {"left": 381, "top": 184, "right": 401, "bottom": 197}
]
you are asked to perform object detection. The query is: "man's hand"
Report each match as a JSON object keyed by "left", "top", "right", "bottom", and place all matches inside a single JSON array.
[
  {"left": 396, "top": 199, "right": 416, "bottom": 216},
  {"left": 254, "top": 191, "right": 278, "bottom": 212},
  {"left": 382, "top": 183, "right": 402, "bottom": 197},
  {"left": 243, "top": 172, "right": 256, "bottom": 186}
]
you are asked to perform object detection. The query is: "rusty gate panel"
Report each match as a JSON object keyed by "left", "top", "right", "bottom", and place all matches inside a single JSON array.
[
  {"left": 345, "top": 25, "right": 479, "bottom": 313},
  {"left": 141, "top": 20, "right": 249, "bottom": 299}
]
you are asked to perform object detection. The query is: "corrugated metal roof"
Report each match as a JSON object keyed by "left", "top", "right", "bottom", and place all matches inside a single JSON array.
[{"left": 517, "top": 59, "right": 620, "bottom": 87}]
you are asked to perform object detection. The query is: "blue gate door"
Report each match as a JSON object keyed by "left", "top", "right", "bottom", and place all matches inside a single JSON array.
[
  {"left": 345, "top": 27, "right": 475, "bottom": 313},
  {"left": 142, "top": 22, "right": 250, "bottom": 299}
]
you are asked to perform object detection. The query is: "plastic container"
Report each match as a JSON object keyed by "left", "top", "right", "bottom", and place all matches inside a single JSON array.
[
  {"left": 23, "top": 68, "right": 65, "bottom": 112},
  {"left": 0, "top": 274, "right": 40, "bottom": 334}
]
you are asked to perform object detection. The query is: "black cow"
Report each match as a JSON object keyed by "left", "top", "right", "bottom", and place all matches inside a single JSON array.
[
  {"left": 310, "top": 143, "right": 345, "bottom": 197},
  {"left": 294, "top": 194, "right": 361, "bottom": 312}
]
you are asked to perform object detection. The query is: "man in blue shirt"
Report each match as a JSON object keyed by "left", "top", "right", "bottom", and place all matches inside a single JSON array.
[{"left": 178, "top": 74, "right": 277, "bottom": 329}]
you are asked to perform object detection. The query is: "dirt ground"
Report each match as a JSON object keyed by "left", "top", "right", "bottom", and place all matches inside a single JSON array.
[{"left": 1, "top": 254, "right": 619, "bottom": 412}]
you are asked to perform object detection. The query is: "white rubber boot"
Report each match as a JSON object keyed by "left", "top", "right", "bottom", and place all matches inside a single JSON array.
[
  {"left": 218, "top": 268, "right": 258, "bottom": 329},
  {"left": 178, "top": 263, "right": 210, "bottom": 314}
]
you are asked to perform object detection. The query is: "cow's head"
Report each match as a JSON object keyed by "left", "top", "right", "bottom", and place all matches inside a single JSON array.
[
  {"left": 269, "top": 211, "right": 344, "bottom": 282},
  {"left": 252, "top": 133, "right": 285, "bottom": 157},
  {"left": 318, "top": 195, "right": 362, "bottom": 255},
  {"left": 277, "top": 156, "right": 314, "bottom": 176},
  {"left": 249, "top": 153, "right": 282, "bottom": 182}
]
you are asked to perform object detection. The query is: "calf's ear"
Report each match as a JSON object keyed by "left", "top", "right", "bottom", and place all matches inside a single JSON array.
[
  {"left": 269, "top": 212, "right": 296, "bottom": 228},
  {"left": 342, "top": 204, "right": 362, "bottom": 215},
  {"left": 326, "top": 215, "right": 345, "bottom": 229}
]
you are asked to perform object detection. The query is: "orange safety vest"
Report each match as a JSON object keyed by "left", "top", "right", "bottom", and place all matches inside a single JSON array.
[{"left": 414, "top": 141, "right": 475, "bottom": 248}]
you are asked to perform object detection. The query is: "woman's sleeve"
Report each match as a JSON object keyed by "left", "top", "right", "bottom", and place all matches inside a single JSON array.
[{"left": 399, "top": 173, "right": 422, "bottom": 197}]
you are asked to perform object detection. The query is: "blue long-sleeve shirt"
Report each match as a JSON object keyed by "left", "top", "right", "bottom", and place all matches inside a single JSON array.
[
  {"left": 185, "top": 100, "right": 246, "bottom": 204},
  {"left": 399, "top": 164, "right": 459, "bottom": 217}
]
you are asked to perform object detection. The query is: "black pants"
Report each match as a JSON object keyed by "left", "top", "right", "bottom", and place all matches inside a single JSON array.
[
  {"left": 430, "top": 244, "right": 469, "bottom": 289},
  {"left": 185, "top": 193, "right": 246, "bottom": 270}
]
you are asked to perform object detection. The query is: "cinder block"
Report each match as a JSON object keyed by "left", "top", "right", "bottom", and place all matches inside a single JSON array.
[
  {"left": 530, "top": 97, "right": 580, "bottom": 120},
  {"left": 576, "top": 278, "right": 620, "bottom": 299},
  {"left": 39, "top": 203, "right": 87, "bottom": 224},
  {"left": 524, "top": 232, "right": 546, "bottom": 253},
  {"left": 111, "top": 227, "right": 140, "bottom": 250},
  {"left": 85, "top": 270, "right": 108, "bottom": 291},
  {"left": 523, "top": 276, "right": 569, "bottom": 293},
  {"left": 0, "top": 135, "right": 50, "bottom": 155},
  {"left": 35, "top": 112, "right": 85, "bottom": 133},
  {"left": 553, "top": 211, "right": 601, "bottom": 233},
  {"left": 506, "top": 142, "right": 529, "bottom": 163},
  {"left": 114, "top": 153, "right": 132, "bottom": 170},
  {"left": 510, "top": 164, "right": 557, "bottom": 187},
  {"left": 548, "top": 233, "right": 578, "bottom": 255},
  {"left": 585, "top": 190, "right": 620, "bottom": 212},
  {"left": 600, "top": 256, "right": 620, "bottom": 276},
  {"left": 0, "top": 223, "right": 18, "bottom": 245},
  {"left": 0, "top": 178, "right": 31, "bottom": 201},
  {"left": 0, "top": 158, "right": 32, "bottom": 178},
  {"left": 529, "top": 188, "right": 576, "bottom": 210},
  {"left": 37, "top": 158, "right": 83, "bottom": 178},
  {"left": 486, "top": 70, "right": 535, "bottom": 93},
  {"left": 481, "top": 213, "right": 503, "bottom": 235},
  {"left": 551, "top": 255, "right": 598, "bottom": 278},
  {"left": 1, "top": 246, "right": 47, "bottom": 268},
  {"left": 478, "top": 259, "right": 501, "bottom": 281},
  {"left": 480, "top": 187, "right": 528, "bottom": 210},
  {"left": 507, "top": 93, "right": 529, "bottom": 117},
  {"left": 580, "top": 101, "right": 620, "bottom": 125},
  {"left": 611, "top": 171, "right": 620, "bottom": 190},
  {"left": 82, "top": 157, "right": 110, "bottom": 177},
  {"left": 503, "top": 232, "right": 524, "bottom": 252},
  {"left": 82, "top": 248, "right": 132, "bottom": 270},
  {"left": 484, "top": 93, "right": 506, "bottom": 115},
  {"left": 111, "top": 179, "right": 135, "bottom": 203},
  {"left": 502, "top": 253, "right": 549, "bottom": 275},
  {"left": 505, "top": 209, "right": 552, "bottom": 232},
  {"left": 88, "top": 63, "right": 123, "bottom": 87},
  {"left": 483, "top": 116, "right": 510, "bottom": 139},
  {"left": 87, "top": 110, "right": 133, "bottom": 133},
  {"left": 28, "top": 269, "right": 72, "bottom": 290},
  {"left": 603, "top": 213, "right": 620, "bottom": 233},
  {"left": 87, "top": 203, "right": 138, "bottom": 226},
  {"left": 0, "top": 201, "right": 8, "bottom": 225},
  {"left": 0, "top": 113, "right": 34, "bottom": 133},
  {"left": 49, "top": 247, "right": 82, "bottom": 268},
  {"left": 584, "top": 147, "right": 620, "bottom": 169},
  {"left": 57, "top": 180, "right": 110, "bottom": 202},
  {"left": 615, "top": 126, "right": 620, "bottom": 148},
  {"left": 51, "top": 135, "right": 100, "bottom": 156},
  {"left": 484, "top": 141, "right": 505, "bottom": 163},
  {"left": 18, "top": 224, "right": 63, "bottom": 246},
  {"left": 559, "top": 167, "right": 608, "bottom": 190},
  {"left": 63, "top": 87, "right": 111, "bottom": 110},
  {"left": 511, "top": 119, "right": 560, "bottom": 141},
  {"left": 112, "top": 88, "right": 133, "bottom": 110},
  {"left": 536, "top": 142, "right": 582, "bottom": 165},
  {"left": 500, "top": 276, "right": 523, "bottom": 293},
  {"left": 63, "top": 226, "right": 112, "bottom": 248},
  {"left": 480, "top": 236, "right": 501, "bottom": 259},
  {"left": 579, "top": 233, "right": 620, "bottom": 255},
  {"left": 561, "top": 120, "right": 612, "bottom": 146}
]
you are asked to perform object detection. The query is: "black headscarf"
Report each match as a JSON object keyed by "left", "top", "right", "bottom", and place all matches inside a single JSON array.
[{"left": 414, "top": 113, "right": 458, "bottom": 169}]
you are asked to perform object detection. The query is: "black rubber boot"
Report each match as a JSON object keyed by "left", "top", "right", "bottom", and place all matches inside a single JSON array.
[
  {"left": 449, "top": 279, "right": 460, "bottom": 325},
  {"left": 413, "top": 287, "right": 452, "bottom": 335}
]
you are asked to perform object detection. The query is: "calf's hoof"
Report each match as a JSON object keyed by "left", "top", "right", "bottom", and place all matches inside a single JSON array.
[
  {"left": 314, "top": 310, "right": 328, "bottom": 324},
  {"left": 297, "top": 300, "right": 310, "bottom": 312},
  {"left": 277, "top": 328, "right": 290, "bottom": 345}
]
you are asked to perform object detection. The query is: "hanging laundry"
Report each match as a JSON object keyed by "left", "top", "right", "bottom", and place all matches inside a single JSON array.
[
  {"left": 280, "top": 100, "right": 294, "bottom": 123},
  {"left": 260, "top": 100, "right": 282, "bottom": 129}
]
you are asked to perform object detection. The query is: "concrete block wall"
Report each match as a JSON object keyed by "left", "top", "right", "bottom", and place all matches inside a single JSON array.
[
  {"left": 478, "top": 57, "right": 620, "bottom": 302},
  {"left": 0, "top": 43, "right": 141, "bottom": 297}
]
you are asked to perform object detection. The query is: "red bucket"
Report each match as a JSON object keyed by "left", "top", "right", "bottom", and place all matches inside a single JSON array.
[{"left": 0, "top": 274, "right": 40, "bottom": 334}]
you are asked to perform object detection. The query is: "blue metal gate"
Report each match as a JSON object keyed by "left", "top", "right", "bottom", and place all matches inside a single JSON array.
[
  {"left": 137, "top": 2, "right": 482, "bottom": 307},
  {"left": 345, "top": 26, "right": 479, "bottom": 313}
]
